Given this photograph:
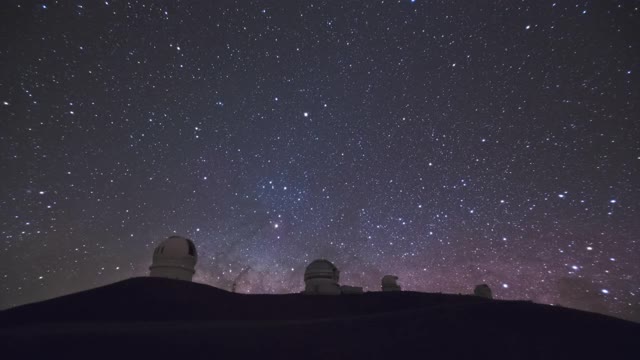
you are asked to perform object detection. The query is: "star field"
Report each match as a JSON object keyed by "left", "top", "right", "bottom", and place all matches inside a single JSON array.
[{"left": 1, "top": 1, "right": 639, "bottom": 322}]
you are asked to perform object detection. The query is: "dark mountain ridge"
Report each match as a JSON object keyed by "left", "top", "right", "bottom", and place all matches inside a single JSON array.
[{"left": 1, "top": 277, "right": 638, "bottom": 359}]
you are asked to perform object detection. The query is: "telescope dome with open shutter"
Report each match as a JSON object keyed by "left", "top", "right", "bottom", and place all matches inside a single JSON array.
[{"left": 149, "top": 235, "right": 198, "bottom": 281}]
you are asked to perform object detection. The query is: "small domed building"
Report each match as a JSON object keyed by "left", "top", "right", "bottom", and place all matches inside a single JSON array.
[
  {"left": 381, "top": 275, "right": 401, "bottom": 292},
  {"left": 303, "top": 259, "right": 363, "bottom": 295},
  {"left": 303, "top": 259, "right": 342, "bottom": 295},
  {"left": 474, "top": 284, "right": 493, "bottom": 299},
  {"left": 149, "top": 235, "right": 198, "bottom": 281}
]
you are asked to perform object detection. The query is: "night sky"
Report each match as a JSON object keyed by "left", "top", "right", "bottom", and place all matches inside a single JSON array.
[{"left": 1, "top": 1, "right": 638, "bottom": 322}]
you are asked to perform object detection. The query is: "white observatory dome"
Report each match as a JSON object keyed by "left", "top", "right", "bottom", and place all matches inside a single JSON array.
[
  {"left": 303, "top": 259, "right": 341, "bottom": 295},
  {"left": 149, "top": 235, "right": 198, "bottom": 281},
  {"left": 381, "top": 275, "right": 401, "bottom": 291}
]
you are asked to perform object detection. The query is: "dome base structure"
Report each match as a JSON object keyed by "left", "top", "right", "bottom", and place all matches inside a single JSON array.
[
  {"left": 304, "top": 278, "right": 342, "bottom": 295},
  {"left": 340, "top": 285, "right": 364, "bottom": 294},
  {"left": 149, "top": 264, "right": 195, "bottom": 281}
]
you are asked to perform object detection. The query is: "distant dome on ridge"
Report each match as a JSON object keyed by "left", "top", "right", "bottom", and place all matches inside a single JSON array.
[
  {"left": 474, "top": 284, "right": 493, "bottom": 299},
  {"left": 149, "top": 235, "right": 197, "bottom": 281},
  {"left": 381, "top": 275, "right": 401, "bottom": 292}
]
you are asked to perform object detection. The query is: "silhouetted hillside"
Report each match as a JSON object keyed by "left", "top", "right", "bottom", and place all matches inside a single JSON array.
[{"left": 1, "top": 277, "right": 637, "bottom": 359}]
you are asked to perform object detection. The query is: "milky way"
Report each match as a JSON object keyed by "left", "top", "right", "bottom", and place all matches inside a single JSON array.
[{"left": 1, "top": 1, "right": 638, "bottom": 322}]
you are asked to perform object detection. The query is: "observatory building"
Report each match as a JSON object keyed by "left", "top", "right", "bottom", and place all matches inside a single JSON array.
[
  {"left": 304, "top": 259, "right": 341, "bottom": 295},
  {"left": 303, "top": 259, "right": 363, "bottom": 295},
  {"left": 474, "top": 284, "right": 493, "bottom": 299},
  {"left": 381, "top": 275, "right": 401, "bottom": 292},
  {"left": 149, "top": 235, "right": 198, "bottom": 281}
]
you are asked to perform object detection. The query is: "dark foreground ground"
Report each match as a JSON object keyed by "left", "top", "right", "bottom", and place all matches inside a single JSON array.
[{"left": 1, "top": 277, "right": 638, "bottom": 359}]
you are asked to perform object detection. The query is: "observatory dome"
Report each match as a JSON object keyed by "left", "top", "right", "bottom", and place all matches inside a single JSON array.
[
  {"left": 304, "top": 259, "right": 340, "bottom": 282},
  {"left": 149, "top": 235, "right": 198, "bottom": 281},
  {"left": 474, "top": 284, "right": 493, "bottom": 299},
  {"left": 381, "top": 275, "right": 401, "bottom": 292},
  {"left": 303, "top": 259, "right": 341, "bottom": 295}
]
